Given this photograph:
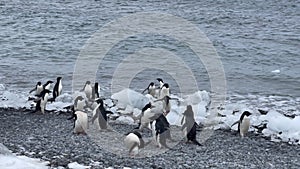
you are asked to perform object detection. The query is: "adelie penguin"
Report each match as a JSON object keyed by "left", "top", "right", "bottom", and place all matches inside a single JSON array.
[
  {"left": 153, "top": 113, "right": 173, "bottom": 149},
  {"left": 82, "top": 81, "right": 92, "bottom": 101},
  {"left": 68, "top": 110, "right": 88, "bottom": 135},
  {"left": 159, "top": 83, "right": 170, "bottom": 99},
  {"left": 92, "top": 98, "right": 113, "bottom": 130},
  {"left": 137, "top": 102, "right": 157, "bottom": 131},
  {"left": 231, "top": 111, "right": 252, "bottom": 137},
  {"left": 29, "top": 81, "right": 43, "bottom": 96},
  {"left": 124, "top": 130, "right": 150, "bottom": 157},
  {"left": 35, "top": 89, "right": 51, "bottom": 114},
  {"left": 52, "top": 77, "right": 62, "bottom": 100},
  {"left": 181, "top": 105, "right": 202, "bottom": 146},
  {"left": 156, "top": 78, "right": 164, "bottom": 89},
  {"left": 92, "top": 82, "right": 100, "bottom": 100},
  {"left": 43, "top": 80, "right": 53, "bottom": 90},
  {"left": 142, "top": 82, "right": 156, "bottom": 97}
]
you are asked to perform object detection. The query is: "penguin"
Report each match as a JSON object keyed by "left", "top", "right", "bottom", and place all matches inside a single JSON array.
[
  {"left": 231, "top": 111, "right": 252, "bottom": 137},
  {"left": 43, "top": 80, "right": 53, "bottom": 90},
  {"left": 92, "top": 82, "right": 100, "bottom": 100},
  {"left": 138, "top": 102, "right": 157, "bottom": 131},
  {"left": 181, "top": 105, "right": 202, "bottom": 146},
  {"left": 68, "top": 110, "right": 88, "bottom": 135},
  {"left": 29, "top": 81, "right": 43, "bottom": 96},
  {"left": 52, "top": 77, "right": 62, "bottom": 100},
  {"left": 82, "top": 81, "right": 92, "bottom": 100},
  {"left": 92, "top": 98, "right": 113, "bottom": 130},
  {"left": 154, "top": 114, "right": 172, "bottom": 149},
  {"left": 74, "top": 95, "right": 86, "bottom": 111},
  {"left": 142, "top": 82, "right": 156, "bottom": 97},
  {"left": 35, "top": 89, "right": 51, "bottom": 114},
  {"left": 154, "top": 95, "right": 172, "bottom": 116},
  {"left": 124, "top": 130, "right": 150, "bottom": 157},
  {"left": 156, "top": 78, "right": 164, "bottom": 89},
  {"left": 159, "top": 83, "right": 170, "bottom": 99}
]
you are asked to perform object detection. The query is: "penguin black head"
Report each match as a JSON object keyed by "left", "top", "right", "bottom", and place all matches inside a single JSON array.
[
  {"left": 183, "top": 105, "right": 194, "bottom": 116},
  {"left": 95, "top": 82, "right": 99, "bottom": 87},
  {"left": 57, "top": 77, "right": 62, "bottom": 81},
  {"left": 46, "top": 80, "right": 53, "bottom": 84},
  {"left": 240, "top": 111, "right": 251, "bottom": 121},
  {"left": 162, "top": 83, "right": 169, "bottom": 88},
  {"left": 148, "top": 82, "right": 154, "bottom": 87},
  {"left": 142, "top": 102, "right": 152, "bottom": 112},
  {"left": 86, "top": 81, "right": 91, "bottom": 85},
  {"left": 95, "top": 98, "right": 104, "bottom": 105},
  {"left": 37, "top": 82, "right": 42, "bottom": 86},
  {"left": 157, "top": 78, "right": 163, "bottom": 83}
]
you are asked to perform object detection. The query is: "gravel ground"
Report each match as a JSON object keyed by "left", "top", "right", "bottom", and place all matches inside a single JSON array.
[{"left": 0, "top": 108, "right": 300, "bottom": 169}]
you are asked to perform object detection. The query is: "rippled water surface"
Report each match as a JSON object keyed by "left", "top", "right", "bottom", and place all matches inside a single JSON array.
[{"left": 0, "top": 0, "right": 299, "bottom": 98}]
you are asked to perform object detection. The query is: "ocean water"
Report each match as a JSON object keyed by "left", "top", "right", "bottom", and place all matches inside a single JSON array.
[{"left": 0, "top": 0, "right": 299, "bottom": 111}]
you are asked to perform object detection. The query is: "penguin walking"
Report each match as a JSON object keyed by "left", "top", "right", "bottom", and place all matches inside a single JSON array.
[
  {"left": 92, "top": 98, "right": 113, "bottom": 130},
  {"left": 68, "top": 110, "right": 88, "bottom": 135},
  {"left": 92, "top": 82, "right": 100, "bottom": 100},
  {"left": 181, "top": 105, "right": 202, "bottom": 146},
  {"left": 29, "top": 81, "right": 43, "bottom": 96},
  {"left": 74, "top": 95, "right": 87, "bottom": 111},
  {"left": 231, "top": 111, "right": 252, "bottom": 137},
  {"left": 124, "top": 130, "right": 150, "bottom": 157},
  {"left": 142, "top": 82, "right": 156, "bottom": 97},
  {"left": 52, "top": 77, "right": 62, "bottom": 100},
  {"left": 35, "top": 89, "right": 51, "bottom": 114},
  {"left": 138, "top": 102, "right": 157, "bottom": 131},
  {"left": 153, "top": 114, "right": 172, "bottom": 149},
  {"left": 82, "top": 81, "right": 92, "bottom": 101}
]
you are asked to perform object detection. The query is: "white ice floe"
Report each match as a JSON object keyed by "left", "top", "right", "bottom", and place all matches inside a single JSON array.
[
  {"left": 68, "top": 162, "right": 91, "bottom": 169},
  {"left": 271, "top": 69, "right": 280, "bottom": 73},
  {"left": 0, "top": 143, "right": 49, "bottom": 169}
]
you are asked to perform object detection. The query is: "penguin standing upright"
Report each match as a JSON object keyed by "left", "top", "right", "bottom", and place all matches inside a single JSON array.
[
  {"left": 153, "top": 114, "right": 172, "bottom": 149},
  {"left": 82, "top": 81, "right": 92, "bottom": 100},
  {"left": 29, "top": 82, "right": 43, "bottom": 96},
  {"left": 159, "top": 83, "right": 170, "bottom": 99},
  {"left": 142, "top": 82, "right": 156, "bottom": 97},
  {"left": 124, "top": 130, "right": 149, "bottom": 157},
  {"left": 92, "top": 98, "right": 113, "bottom": 130},
  {"left": 156, "top": 78, "right": 164, "bottom": 89},
  {"left": 52, "top": 77, "right": 62, "bottom": 100},
  {"left": 68, "top": 110, "right": 88, "bottom": 134},
  {"left": 35, "top": 89, "right": 51, "bottom": 114},
  {"left": 92, "top": 82, "right": 100, "bottom": 100},
  {"left": 181, "top": 105, "right": 202, "bottom": 146},
  {"left": 138, "top": 102, "right": 156, "bottom": 131},
  {"left": 74, "top": 95, "right": 86, "bottom": 111},
  {"left": 231, "top": 111, "right": 252, "bottom": 137}
]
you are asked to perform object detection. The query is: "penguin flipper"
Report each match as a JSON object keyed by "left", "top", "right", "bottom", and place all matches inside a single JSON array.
[
  {"left": 141, "top": 88, "right": 148, "bottom": 94},
  {"left": 231, "top": 120, "right": 240, "bottom": 128},
  {"left": 92, "top": 110, "right": 99, "bottom": 124},
  {"left": 129, "top": 142, "right": 139, "bottom": 154},
  {"left": 29, "top": 88, "right": 36, "bottom": 94}
]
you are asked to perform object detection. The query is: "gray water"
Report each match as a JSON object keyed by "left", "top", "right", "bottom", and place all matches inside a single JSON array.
[{"left": 0, "top": 0, "right": 299, "bottom": 98}]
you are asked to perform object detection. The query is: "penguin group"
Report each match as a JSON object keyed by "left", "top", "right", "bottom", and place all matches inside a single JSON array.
[
  {"left": 28, "top": 76, "right": 253, "bottom": 157},
  {"left": 29, "top": 77, "right": 62, "bottom": 114}
]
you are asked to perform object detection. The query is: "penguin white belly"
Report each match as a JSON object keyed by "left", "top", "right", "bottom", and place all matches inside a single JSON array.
[
  {"left": 240, "top": 118, "right": 250, "bottom": 137},
  {"left": 45, "top": 84, "right": 51, "bottom": 90},
  {"left": 84, "top": 85, "right": 92, "bottom": 100},
  {"left": 92, "top": 105, "right": 101, "bottom": 130},
  {"left": 36, "top": 86, "right": 43, "bottom": 95},
  {"left": 124, "top": 133, "right": 140, "bottom": 156},
  {"left": 75, "top": 100, "right": 85, "bottom": 111},
  {"left": 74, "top": 111, "right": 88, "bottom": 134},
  {"left": 160, "top": 88, "right": 169, "bottom": 99},
  {"left": 58, "top": 82, "right": 62, "bottom": 96},
  {"left": 181, "top": 117, "right": 188, "bottom": 137},
  {"left": 40, "top": 93, "right": 49, "bottom": 114}
]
